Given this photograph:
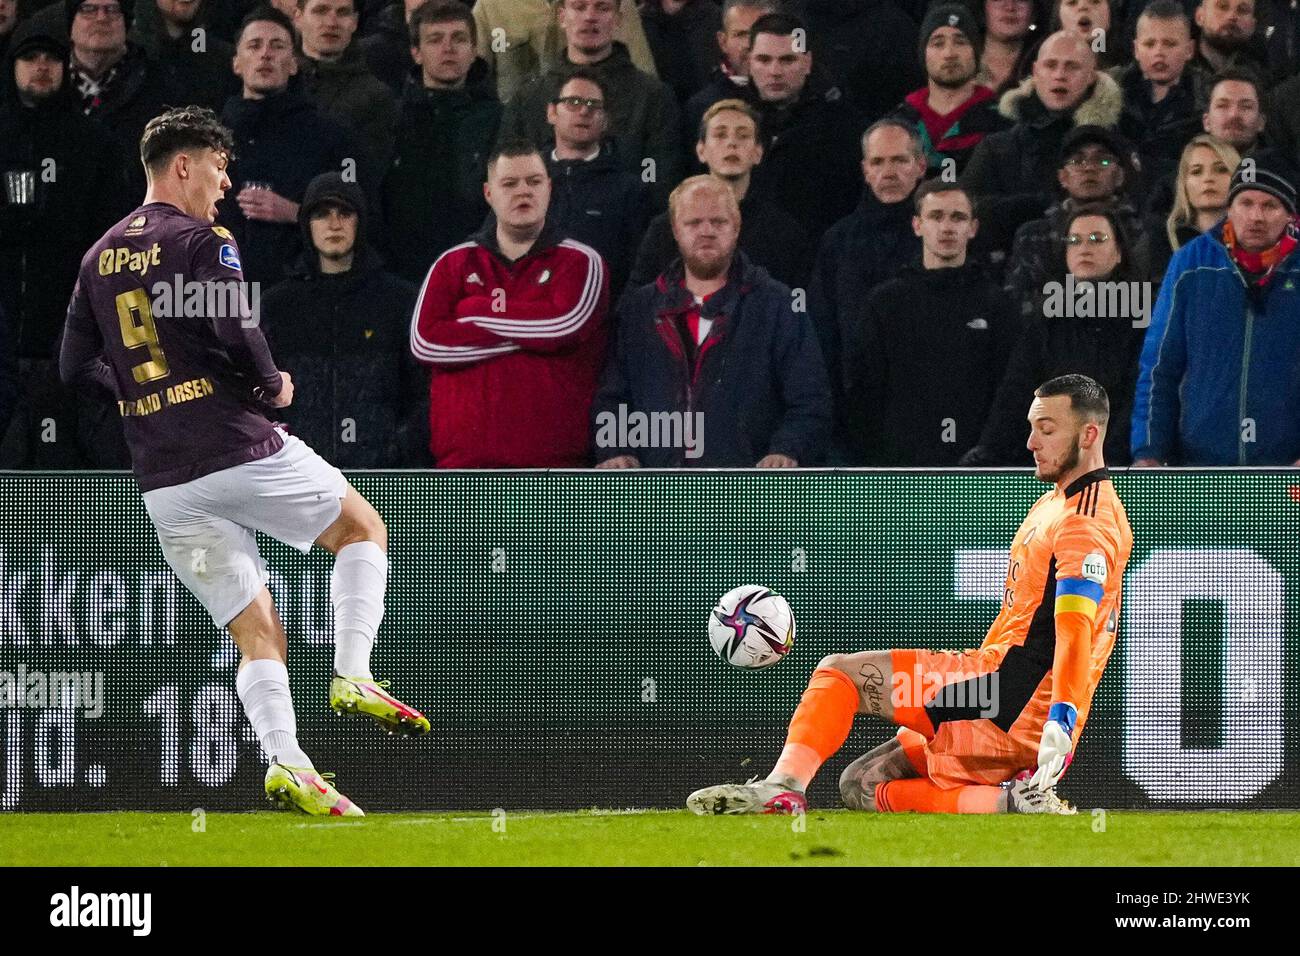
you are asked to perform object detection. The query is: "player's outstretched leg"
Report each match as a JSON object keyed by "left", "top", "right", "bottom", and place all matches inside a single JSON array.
[
  {"left": 229, "top": 589, "right": 364, "bottom": 816},
  {"left": 316, "top": 488, "right": 429, "bottom": 736},
  {"left": 689, "top": 652, "right": 889, "bottom": 815},
  {"left": 837, "top": 737, "right": 921, "bottom": 810}
]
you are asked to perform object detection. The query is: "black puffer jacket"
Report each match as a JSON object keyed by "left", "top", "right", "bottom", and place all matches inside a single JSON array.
[{"left": 261, "top": 174, "right": 428, "bottom": 467}]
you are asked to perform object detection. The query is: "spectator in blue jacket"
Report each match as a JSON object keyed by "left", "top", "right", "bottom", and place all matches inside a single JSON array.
[
  {"left": 592, "top": 175, "right": 830, "bottom": 467},
  {"left": 1132, "top": 150, "right": 1300, "bottom": 466}
]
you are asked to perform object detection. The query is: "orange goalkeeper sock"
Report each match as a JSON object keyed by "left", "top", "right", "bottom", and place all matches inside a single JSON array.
[
  {"left": 874, "top": 778, "right": 1005, "bottom": 814},
  {"left": 768, "top": 667, "right": 858, "bottom": 791}
]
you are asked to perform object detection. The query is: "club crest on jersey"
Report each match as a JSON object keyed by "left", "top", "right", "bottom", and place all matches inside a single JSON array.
[
  {"left": 125, "top": 215, "right": 147, "bottom": 236},
  {"left": 1082, "top": 551, "right": 1107, "bottom": 584},
  {"left": 218, "top": 244, "right": 241, "bottom": 271}
]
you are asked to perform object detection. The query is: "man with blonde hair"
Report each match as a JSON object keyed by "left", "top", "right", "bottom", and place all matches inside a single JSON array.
[{"left": 592, "top": 175, "right": 830, "bottom": 467}]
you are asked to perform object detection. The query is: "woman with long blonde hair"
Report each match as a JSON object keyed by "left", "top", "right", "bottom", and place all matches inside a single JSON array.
[{"left": 1153, "top": 134, "right": 1240, "bottom": 279}]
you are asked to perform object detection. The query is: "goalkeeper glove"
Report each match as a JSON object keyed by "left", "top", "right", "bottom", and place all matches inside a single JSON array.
[{"left": 1028, "top": 702, "right": 1076, "bottom": 791}]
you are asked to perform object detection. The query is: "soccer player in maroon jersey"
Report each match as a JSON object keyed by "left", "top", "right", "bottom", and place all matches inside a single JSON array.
[{"left": 60, "top": 106, "right": 428, "bottom": 816}]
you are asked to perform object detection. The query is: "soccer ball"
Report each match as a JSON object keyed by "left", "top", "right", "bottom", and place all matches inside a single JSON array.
[{"left": 708, "top": 585, "right": 796, "bottom": 668}]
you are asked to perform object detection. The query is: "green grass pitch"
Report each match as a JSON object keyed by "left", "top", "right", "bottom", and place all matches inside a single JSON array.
[{"left": 3, "top": 811, "right": 1299, "bottom": 866}]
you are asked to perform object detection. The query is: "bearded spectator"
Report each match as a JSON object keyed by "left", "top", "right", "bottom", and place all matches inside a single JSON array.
[
  {"left": 894, "top": 4, "right": 1009, "bottom": 177},
  {"left": 1191, "top": 0, "right": 1267, "bottom": 78}
]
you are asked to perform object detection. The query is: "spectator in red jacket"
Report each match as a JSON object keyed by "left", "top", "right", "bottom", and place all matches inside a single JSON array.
[{"left": 409, "top": 140, "right": 611, "bottom": 467}]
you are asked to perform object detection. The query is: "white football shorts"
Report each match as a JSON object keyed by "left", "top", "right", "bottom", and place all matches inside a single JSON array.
[{"left": 142, "top": 428, "right": 349, "bottom": 627}]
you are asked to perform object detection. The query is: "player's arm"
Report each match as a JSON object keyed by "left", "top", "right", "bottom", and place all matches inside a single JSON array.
[
  {"left": 1030, "top": 513, "right": 1113, "bottom": 790},
  {"left": 455, "top": 243, "right": 608, "bottom": 355},
  {"left": 58, "top": 275, "right": 120, "bottom": 400},
  {"left": 191, "top": 228, "right": 283, "bottom": 400},
  {"left": 410, "top": 248, "right": 521, "bottom": 368}
]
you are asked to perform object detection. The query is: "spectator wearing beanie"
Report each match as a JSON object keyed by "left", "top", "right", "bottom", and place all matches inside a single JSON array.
[
  {"left": 1133, "top": 150, "right": 1300, "bottom": 466},
  {"left": 262, "top": 173, "right": 427, "bottom": 467},
  {"left": 892, "top": 3, "right": 1010, "bottom": 176},
  {"left": 0, "top": 20, "right": 122, "bottom": 468}
]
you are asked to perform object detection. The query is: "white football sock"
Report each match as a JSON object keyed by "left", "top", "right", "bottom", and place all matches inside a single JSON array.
[
  {"left": 331, "top": 540, "right": 387, "bottom": 680},
  {"left": 236, "top": 658, "right": 312, "bottom": 769}
]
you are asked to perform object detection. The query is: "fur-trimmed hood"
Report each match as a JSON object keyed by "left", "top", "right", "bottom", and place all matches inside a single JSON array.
[{"left": 997, "top": 72, "right": 1123, "bottom": 129}]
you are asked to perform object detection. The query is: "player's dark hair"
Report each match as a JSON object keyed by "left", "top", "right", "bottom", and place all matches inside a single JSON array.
[
  {"left": 235, "top": 6, "right": 295, "bottom": 48},
  {"left": 913, "top": 178, "right": 971, "bottom": 215},
  {"left": 296, "top": 0, "right": 355, "bottom": 9},
  {"left": 1036, "top": 374, "right": 1110, "bottom": 426},
  {"left": 486, "top": 138, "right": 546, "bottom": 178},
  {"left": 749, "top": 11, "right": 806, "bottom": 45},
  {"left": 409, "top": 0, "right": 476, "bottom": 47},
  {"left": 140, "top": 106, "right": 235, "bottom": 174}
]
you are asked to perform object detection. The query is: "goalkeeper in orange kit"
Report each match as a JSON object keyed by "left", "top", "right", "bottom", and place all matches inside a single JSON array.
[{"left": 689, "top": 374, "right": 1134, "bottom": 815}]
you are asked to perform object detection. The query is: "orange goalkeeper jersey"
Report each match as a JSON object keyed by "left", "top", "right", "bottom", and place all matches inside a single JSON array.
[{"left": 981, "top": 468, "right": 1133, "bottom": 742}]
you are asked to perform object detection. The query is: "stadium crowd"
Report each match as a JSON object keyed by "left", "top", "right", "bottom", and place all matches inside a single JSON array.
[{"left": 1, "top": 0, "right": 1299, "bottom": 468}]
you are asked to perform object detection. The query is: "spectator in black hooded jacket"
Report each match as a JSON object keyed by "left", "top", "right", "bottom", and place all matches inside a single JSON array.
[
  {"left": 743, "top": 11, "right": 867, "bottom": 242},
  {"left": 544, "top": 69, "right": 647, "bottom": 299},
  {"left": 381, "top": 0, "right": 501, "bottom": 282},
  {"left": 846, "top": 181, "right": 1020, "bottom": 465},
  {"left": 0, "top": 21, "right": 121, "bottom": 468},
  {"left": 262, "top": 172, "right": 428, "bottom": 466}
]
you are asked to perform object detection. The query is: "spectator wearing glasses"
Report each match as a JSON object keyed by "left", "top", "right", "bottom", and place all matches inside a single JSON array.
[
  {"left": 963, "top": 205, "right": 1144, "bottom": 466},
  {"left": 543, "top": 69, "right": 647, "bottom": 298},
  {"left": 501, "top": 0, "right": 680, "bottom": 206},
  {"left": 381, "top": 0, "right": 501, "bottom": 282},
  {"left": 64, "top": 0, "right": 183, "bottom": 209},
  {"left": 1003, "top": 125, "right": 1148, "bottom": 320}
]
